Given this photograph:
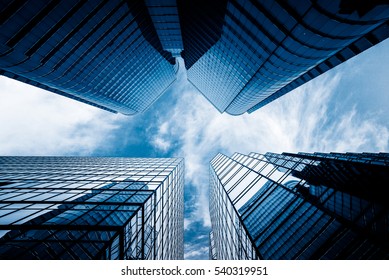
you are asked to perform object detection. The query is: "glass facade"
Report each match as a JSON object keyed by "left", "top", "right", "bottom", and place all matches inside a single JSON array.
[
  {"left": 0, "top": 156, "right": 184, "bottom": 260},
  {"left": 183, "top": 0, "right": 389, "bottom": 115},
  {"left": 178, "top": 0, "right": 228, "bottom": 70},
  {"left": 210, "top": 152, "right": 389, "bottom": 259},
  {"left": 146, "top": 0, "right": 183, "bottom": 57},
  {"left": 2, "top": 1, "right": 388, "bottom": 115},
  {"left": 0, "top": 0, "right": 178, "bottom": 115},
  {"left": 209, "top": 231, "right": 217, "bottom": 260}
]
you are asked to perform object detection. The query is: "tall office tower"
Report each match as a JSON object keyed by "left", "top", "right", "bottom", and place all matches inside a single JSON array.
[
  {"left": 181, "top": 0, "right": 389, "bottom": 115},
  {"left": 209, "top": 231, "right": 217, "bottom": 260},
  {"left": 0, "top": 0, "right": 182, "bottom": 115},
  {"left": 0, "top": 156, "right": 184, "bottom": 260},
  {"left": 209, "top": 152, "right": 389, "bottom": 259},
  {"left": 146, "top": 0, "right": 183, "bottom": 57}
]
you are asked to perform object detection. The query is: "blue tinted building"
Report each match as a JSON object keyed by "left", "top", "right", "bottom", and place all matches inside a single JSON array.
[
  {"left": 210, "top": 152, "right": 389, "bottom": 259},
  {"left": 0, "top": 0, "right": 181, "bottom": 115},
  {"left": 0, "top": 156, "right": 184, "bottom": 259},
  {"left": 182, "top": 0, "right": 389, "bottom": 115},
  {"left": 146, "top": 0, "right": 183, "bottom": 57},
  {"left": 2, "top": 1, "right": 388, "bottom": 116}
]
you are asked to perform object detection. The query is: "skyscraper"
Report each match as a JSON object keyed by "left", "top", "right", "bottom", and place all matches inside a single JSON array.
[
  {"left": 0, "top": 0, "right": 181, "bottom": 115},
  {"left": 209, "top": 151, "right": 389, "bottom": 259},
  {"left": 1, "top": 1, "right": 388, "bottom": 116},
  {"left": 182, "top": 0, "right": 389, "bottom": 115},
  {"left": 0, "top": 156, "right": 184, "bottom": 260}
]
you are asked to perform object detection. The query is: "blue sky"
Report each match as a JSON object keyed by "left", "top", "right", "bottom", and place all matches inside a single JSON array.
[{"left": 0, "top": 39, "right": 388, "bottom": 260}]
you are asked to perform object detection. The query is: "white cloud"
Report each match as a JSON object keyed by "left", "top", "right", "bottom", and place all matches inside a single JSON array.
[
  {"left": 159, "top": 121, "right": 170, "bottom": 135},
  {"left": 0, "top": 76, "right": 127, "bottom": 155},
  {"left": 184, "top": 245, "right": 209, "bottom": 259},
  {"left": 152, "top": 136, "right": 171, "bottom": 152},
  {"left": 151, "top": 72, "right": 389, "bottom": 229},
  {"left": 184, "top": 218, "right": 191, "bottom": 230}
]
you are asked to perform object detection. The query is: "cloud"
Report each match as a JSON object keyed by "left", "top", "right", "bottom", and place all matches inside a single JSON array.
[
  {"left": 184, "top": 245, "right": 209, "bottom": 259},
  {"left": 0, "top": 76, "right": 127, "bottom": 155},
  {"left": 183, "top": 220, "right": 210, "bottom": 259},
  {"left": 151, "top": 136, "right": 171, "bottom": 152},
  {"left": 151, "top": 121, "right": 172, "bottom": 152},
  {"left": 151, "top": 71, "right": 389, "bottom": 233},
  {"left": 184, "top": 218, "right": 191, "bottom": 230}
]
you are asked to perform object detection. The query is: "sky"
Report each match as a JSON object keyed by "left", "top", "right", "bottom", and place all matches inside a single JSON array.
[{"left": 0, "top": 38, "right": 389, "bottom": 260}]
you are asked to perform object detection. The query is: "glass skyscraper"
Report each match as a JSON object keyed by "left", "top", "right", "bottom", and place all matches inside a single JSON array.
[
  {"left": 0, "top": 156, "right": 184, "bottom": 260},
  {"left": 2, "top": 1, "right": 388, "bottom": 116},
  {"left": 210, "top": 151, "right": 389, "bottom": 259},
  {"left": 182, "top": 0, "right": 389, "bottom": 115},
  {"left": 0, "top": 0, "right": 181, "bottom": 115}
]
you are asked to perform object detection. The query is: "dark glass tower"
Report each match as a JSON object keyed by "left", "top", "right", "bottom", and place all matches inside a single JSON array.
[
  {"left": 209, "top": 231, "right": 217, "bottom": 260},
  {"left": 0, "top": 0, "right": 181, "bottom": 115},
  {"left": 181, "top": 0, "right": 389, "bottom": 115},
  {"left": 0, "top": 156, "right": 184, "bottom": 260},
  {"left": 146, "top": 0, "right": 183, "bottom": 57},
  {"left": 2, "top": 1, "right": 388, "bottom": 116},
  {"left": 209, "top": 152, "right": 389, "bottom": 259}
]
